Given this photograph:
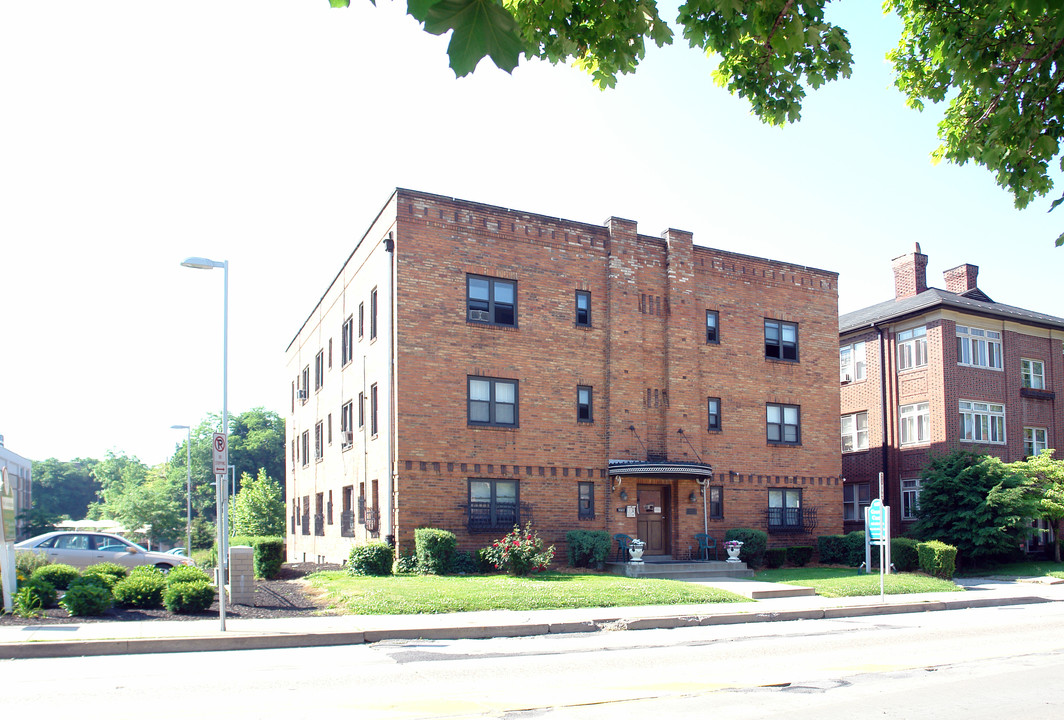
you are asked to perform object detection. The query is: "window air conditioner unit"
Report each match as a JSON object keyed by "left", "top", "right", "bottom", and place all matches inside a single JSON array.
[
  {"left": 841, "top": 374, "right": 852, "bottom": 383},
  {"left": 468, "top": 309, "right": 490, "bottom": 321},
  {"left": 297, "top": 389, "right": 308, "bottom": 400},
  {"left": 343, "top": 431, "right": 354, "bottom": 445}
]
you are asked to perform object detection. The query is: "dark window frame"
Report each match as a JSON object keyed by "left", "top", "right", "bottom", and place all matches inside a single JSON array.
[
  {"left": 707, "top": 397, "right": 721, "bottom": 431},
  {"left": 577, "top": 385, "right": 593, "bottom": 423},
  {"left": 370, "top": 383, "right": 379, "bottom": 436},
  {"left": 708, "top": 485, "right": 723, "bottom": 519},
  {"left": 765, "top": 320, "right": 799, "bottom": 362},
  {"left": 706, "top": 310, "right": 719, "bottom": 344},
  {"left": 467, "top": 274, "right": 517, "bottom": 327},
  {"left": 358, "top": 302, "right": 364, "bottom": 340},
  {"left": 314, "top": 350, "right": 325, "bottom": 391},
  {"left": 370, "top": 287, "right": 378, "bottom": 341},
  {"left": 575, "top": 290, "right": 591, "bottom": 327},
  {"left": 341, "top": 316, "right": 354, "bottom": 366},
  {"left": 767, "top": 403, "right": 801, "bottom": 445},
  {"left": 768, "top": 488, "right": 803, "bottom": 530},
  {"left": 578, "top": 481, "right": 595, "bottom": 520},
  {"left": 467, "top": 376, "right": 519, "bottom": 427},
  {"left": 340, "top": 401, "right": 354, "bottom": 447},
  {"left": 467, "top": 478, "right": 519, "bottom": 532}
]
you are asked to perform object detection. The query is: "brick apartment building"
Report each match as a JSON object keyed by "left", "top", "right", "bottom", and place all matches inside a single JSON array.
[
  {"left": 840, "top": 244, "right": 1064, "bottom": 546},
  {"left": 285, "top": 189, "right": 843, "bottom": 564}
]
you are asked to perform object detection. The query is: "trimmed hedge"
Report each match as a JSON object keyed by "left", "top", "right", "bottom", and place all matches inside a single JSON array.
[
  {"left": 82, "top": 562, "right": 129, "bottom": 589},
  {"left": 61, "top": 583, "right": 113, "bottom": 616},
  {"left": 164, "top": 581, "right": 216, "bottom": 613},
  {"left": 816, "top": 535, "right": 847, "bottom": 565},
  {"left": 917, "top": 540, "right": 957, "bottom": 579},
  {"left": 891, "top": 537, "right": 920, "bottom": 572},
  {"left": 229, "top": 535, "right": 285, "bottom": 579},
  {"left": 29, "top": 563, "right": 80, "bottom": 591},
  {"left": 764, "top": 547, "right": 787, "bottom": 568},
  {"left": 166, "top": 565, "right": 213, "bottom": 587},
  {"left": 113, "top": 572, "right": 166, "bottom": 609},
  {"left": 449, "top": 551, "right": 477, "bottom": 575},
  {"left": 415, "top": 528, "right": 458, "bottom": 575},
  {"left": 786, "top": 546, "right": 814, "bottom": 567},
  {"left": 566, "top": 530, "right": 611, "bottom": 568},
  {"left": 725, "top": 528, "right": 768, "bottom": 568},
  {"left": 348, "top": 542, "right": 394, "bottom": 576}
]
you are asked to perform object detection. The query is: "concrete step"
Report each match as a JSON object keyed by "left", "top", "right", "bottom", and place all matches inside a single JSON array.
[
  {"left": 605, "top": 561, "right": 755, "bottom": 580},
  {"left": 690, "top": 579, "right": 817, "bottom": 600}
]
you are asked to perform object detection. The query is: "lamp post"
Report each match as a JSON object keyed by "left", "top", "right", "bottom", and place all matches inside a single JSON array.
[
  {"left": 170, "top": 424, "right": 192, "bottom": 563},
  {"left": 180, "top": 255, "right": 228, "bottom": 631}
]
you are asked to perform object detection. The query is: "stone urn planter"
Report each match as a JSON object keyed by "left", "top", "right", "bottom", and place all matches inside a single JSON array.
[
  {"left": 724, "top": 540, "right": 743, "bottom": 563},
  {"left": 628, "top": 539, "right": 646, "bottom": 563}
]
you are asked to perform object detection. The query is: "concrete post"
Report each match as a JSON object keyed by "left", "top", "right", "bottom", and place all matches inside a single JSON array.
[{"left": 228, "top": 545, "right": 255, "bottom": 606}]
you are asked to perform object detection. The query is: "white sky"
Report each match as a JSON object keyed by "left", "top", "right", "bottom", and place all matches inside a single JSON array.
[{"left": 2, "top": 1, "right": 1061, "bottom": 467}]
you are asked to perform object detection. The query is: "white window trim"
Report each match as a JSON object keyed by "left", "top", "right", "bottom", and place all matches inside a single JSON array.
[
  {"left": 901, "top": 478, "right": 921, "bottom": 520},
  {"left": 956, "top": 325, "right": 1003, "bottom": 370},
  {"left": 840, "top": 341, "right": 866, "bottom": 383},
  {"left": 840, "top": 411, "right": 869, "bottom": 453},
  {"left": 1021, "top": 358, "right": 1046, "bottom": 390},
  {"left": 1024, "top": 427, "right": 1048, "bottom": 457},
  {"left": 959, "top": 400, "right": 1006, "bottom": 444},
  {"left": 897, "top": 325, "right": 928, "bottom": 371},
  {"left": 900, "top": 402, "right": 930, "bottom": 446}
]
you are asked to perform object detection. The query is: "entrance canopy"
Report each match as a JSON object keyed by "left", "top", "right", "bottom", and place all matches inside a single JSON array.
[{"left": 608, "top": 459, "right": 714, "bottom": 478}]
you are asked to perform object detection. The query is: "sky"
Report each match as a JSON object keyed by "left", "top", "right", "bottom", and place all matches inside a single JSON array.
[{"left": 2, "top": 1, "right": 1062, "bottom": 467}]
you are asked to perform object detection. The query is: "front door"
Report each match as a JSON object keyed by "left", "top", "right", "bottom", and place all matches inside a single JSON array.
[{"left": 637, "top": 485, "right": 670, "bottom": 556}]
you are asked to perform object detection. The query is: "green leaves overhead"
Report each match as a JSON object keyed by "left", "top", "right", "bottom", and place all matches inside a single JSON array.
[{"left": 419, "top": 0, "right": 525, "bottom": 75}]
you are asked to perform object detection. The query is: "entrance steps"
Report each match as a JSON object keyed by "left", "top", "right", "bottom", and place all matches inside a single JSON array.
[{"left": 605, "top": 559, "right": 755, "bottom": 581}]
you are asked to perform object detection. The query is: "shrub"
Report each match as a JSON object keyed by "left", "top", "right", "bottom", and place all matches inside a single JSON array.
[
  {"left": 14, "top": 578, "right": 57, "bottom": 615},
  {"left": 166, "top": 565, "right": 213, "bottom": 587},
  {"left": 724, "top": 528, "right": 767, "bottom": 568},
  {"left": 60, "top": 583, "right": 113, "bottom": 616},
  {"left": 450, "top": 551, "right": 478, "bottom": 575},
  {"left": 348, "top": 542, "right": 394, "bottom": 576},
  {"left": 29, "top": 563, "right": 79, "bottom": 591},
  {"left": 816, "top": 534, "right": 847, "bottom": 565},
  {"left": 83, "top": 562, "right": 129, "bottom": 588},
  {"left": 764, "top": 547, "right": 787, "bottom": 568},
  {"left": 16, "top": 550, "right": 52, "bottom": 581},
  {"left": 227, "top": 535, "right": 285, "bottom": 579},
  {"left": 565, "top": 530, "right": 612, "bottom": 568},
  {"left": 393, "top": 553, "right": 419, "bottom": 574},
  {"left": 842, "top": 531, "right": 869, "bottom": 567},
  {"left": 786, "top": 546, "right": 814, "bottom": 567},
  {"left": 891, "top": 537, "right": 920, "bottom": 572},
  {"left": 917, "top": 540, "right": 957, "bottom": 579},
  {"left": 68, "top": 574, "right": 114, "bottom": 592},
  {"left": 415, "top": 528, "right": 458, "bottom": 575},
  {"left": 163, "top": 581, "right": 216, "bottom": 613},
  {"left": 113, "top": 572, "right": 166, "bottom": 609},
  {"left": 483, "top": 523, "right": 555, "bottom": 576},
  {"left": 474, "top": 547, "right": 495, "bottom": 574}
]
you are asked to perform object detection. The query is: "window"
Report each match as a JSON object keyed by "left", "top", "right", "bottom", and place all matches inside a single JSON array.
[
  {"left": 370, "top": 287, "right": 378, "bottom": 340},
  {"left": 468, "top": 479, "right": 518, "bottom": 531},
  {"left": 327, "top": 413, "right": 333, "bottom": 445},
  {"left": 843, "top": 483, "right": 870, "bottom": 522},
  {"left": 300, "top": 366, "right": 310, "bottom": 403},
  {"left": 768, "top": 488, "right": 802, "bottom": 530},
  {"left": 900, "top": 402, "right": 930, "bottom": 445},
  {"left": 708, "top": 486, "right": 723, "bottom": 518},
  {"left": 897, "top": 326, "right": 927, "bottom": 371},
  {"left": 839, "top": 341, "right": 866, "bottom": 382},
  {"left": 468, "top": 376, "right": 518, "bottom": 427},
  {"left": 767, "top": 403, "right": 800, "bottom": 444},
  {"left": 1024, "top": 427, "right": 1047, "bottom": 457},
  {"left": 370, "top": 383, "right": 379, "bottom": 436},
  {"left": 358, "top": 391, "right": 365, "bottom": 428},
  {"left": 301, "top": 430, "right": 309, "bottom": 467},
  {"left": 341, "top": 316, "right": 354, "bottom": 366},
  {"left": 901, "top": 479, "right": 921, "bottom": 520},
  {"left": 340, "top": 401, "right": 353, "bottom": 446},
  {"left": 328, "top": 338, "right": 333, "bottom": 369},
  {"left": 841, "top": 411, "right": 869, "bottom": 452},
  {"left": 765, "top": 320, "right": 798, "bottom": 361},
  {"left": 959, "top": 400, "right": 1005, "bottom": 444},
  {"left": 1022, "top": 359, "right": 1045, "bottom": 389},
  {"left": 577, "top": 385, "right": 593, "bottom": 422},
  {"left": 956, "top": 325, "right": 1002, "bottom": 369},
  {"left": 575, "top": 291, "right": 591, "bottom": 327},
  {"left": 358, "top": 302, "right": 364, "bottom": 340},
  {"left": 707, "top": 397, "right": 721, "bottom": 431},
  {"left": 467, "top": 275, "right": 516, "bottom": 326},
  {"left": 314, "top": 350, "right": 324, "bottom": 391},
  {"left": 578, "top": 481, "right": 594, "bottom": 520},
  {"left": 706, "top": 310, "right": 719, "bottom": 344}
]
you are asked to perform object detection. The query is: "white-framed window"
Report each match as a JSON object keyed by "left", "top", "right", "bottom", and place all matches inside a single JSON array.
[
  {"left": 841, "top": 411, "right": 869, "bottom": 453},
  {"left": 839, "top": 341, "right": 866, "bottom": 382},
  {"left": 314, "top": 421, "right": 323, "bottom": 461},
  {"left": 1024, "top": 427, "right": 1048, "bottom": 457},
  {"left": 959, "top": 400, "right": 1006, "bottom": 444},
  {"left": 843, "top": 483, "right": 870, "bottom": 522},
  {"left": 956, "top": 325, "right": 1002, "bottom": 369},
  {"left": 897, "top": 326, "right": 927, "bottom": 371},
  {"left": 1021, "top": 359, "right": 1045, "bottom": 389},
  {"left": 900, "top": 402, "right": 930, "bottom": 445},
  {"left": 901, "top": 478, "right": 921, "bottom": 520}
]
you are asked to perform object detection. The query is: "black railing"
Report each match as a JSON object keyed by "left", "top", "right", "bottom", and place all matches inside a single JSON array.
[
  {"left": 340, "top": 511, "right": 355, "bottom": 537},
  {"left": 766, "top": 506, "right": 818, "bottom": 533},
  {"left": 465, "top": 502, "right": 533, "bottom": 533},
  {"left": 365, "top": 507, "right": 380, "bottom": 534}
]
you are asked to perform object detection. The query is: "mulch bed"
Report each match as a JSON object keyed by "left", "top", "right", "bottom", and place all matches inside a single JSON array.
[{"left": 0, "top": 563, "right": 341, "bottom": 626}]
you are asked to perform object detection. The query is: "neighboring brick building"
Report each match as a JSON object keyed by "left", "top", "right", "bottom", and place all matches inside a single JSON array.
[
  {"left": 285, "top": 189, "right": 842, "bottom": 564},
  {"left": 839, "top": 244, "right": 1064, "bottom": 546}
]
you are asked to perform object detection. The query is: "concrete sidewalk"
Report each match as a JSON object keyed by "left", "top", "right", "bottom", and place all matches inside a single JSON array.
[{"left": 3, "top": 576, "right": 1062, "bottom": 659}]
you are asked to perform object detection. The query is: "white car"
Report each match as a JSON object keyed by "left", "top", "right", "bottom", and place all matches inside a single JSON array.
[{"left": 15, "top": 531, "right": 197, "bottom": 571}]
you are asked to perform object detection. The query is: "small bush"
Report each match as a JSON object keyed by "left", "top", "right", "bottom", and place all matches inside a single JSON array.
[
  {"left": 483, "top": 523, "right": 555, "bottom": 576},
  {"left": 68, "top": 574, "right": 114, "bottom": 592},
  {"left": 113, "top": 572, "right": 166, "bottom": 609},
  {"left": 163, "top": 581, "right": 215, "bottom": 613},
  {"left": 891, "top": 537, "right": 920, "bottom": 572},
  {"left": 228, "top": 535, "right": 286, "bottom": 579},
  {"left": 725, "top": 528, "right": 768, "bottom": 568},
  {"left": 764, "top": 547, "right": 787, "bottom": 568},
  {"left": 842, "top": 531, "right": 870, "bottom": 567},
  {"left": 83, "top": 562, "right": 129, "bottom": 588},
  {"left": 348, "top": 542, "right": 394, "bottom": 576},
  {"left": 565, "top": 530, "right": 612, "bottom": 568},
  {"left": 30, "top": 563, "right": 80, "bottom": 591},
  {"left": 16, "top": 551, "right": 52, "bottom": 580},
  {"left": 450, "top": 551, "right": 478, "bottom": 575},
  {"left": 415, "top": 528, "right": 458, "bottom": 575},
  {"left": 14, "top": 578, "right": 57, "bottom": 615},
  {"left": 786, "top": 546, "right": 814, "bottom": 567},
  {"left": 816, "top": 535, "right": 846, "bottom": 565},
  {"left": 393, "top": 553, "right": 419, "bottom": 574},
  {"left": 60, "top": 583, "right": 113, "bottom": 616},
  {"left": 917, "top": 540, "right": 957, "bottom": 579},
  {"left": 166, "top": 565, "right": 213, "bottom": 587},
  {"left": 474, "top": 547, "right": 495, "bottom": 574}
]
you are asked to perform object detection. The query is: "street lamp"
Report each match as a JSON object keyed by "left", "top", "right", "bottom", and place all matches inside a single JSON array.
[
  {"left": 170, "top": 424, "right": 192, "bottom": 564},
  {"left": 180, "top": 255, "right": 229, "bottom": 631}
]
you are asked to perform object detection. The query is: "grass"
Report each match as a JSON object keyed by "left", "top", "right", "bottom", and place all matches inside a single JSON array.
[
  {"left": 306, "top": 571, "right": 751, "bottom": 614},
  {"left": 954, "top": 560, "right": 1064, "bottom": 580},
  {"left": 754, "top": 567, "right": 961, "bottom": 598}
]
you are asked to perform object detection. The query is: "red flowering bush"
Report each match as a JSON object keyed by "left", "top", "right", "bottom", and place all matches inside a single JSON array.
[{"left": 483, "top": 523, "right": 555, "bottom": 576}]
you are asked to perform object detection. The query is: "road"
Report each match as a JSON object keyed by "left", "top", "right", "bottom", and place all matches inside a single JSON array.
[{"left": 5, "top": 602, "right": 1064, "bottom": 718}]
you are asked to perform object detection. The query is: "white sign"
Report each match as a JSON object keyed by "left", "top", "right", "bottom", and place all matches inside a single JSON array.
[{"left": 212, "top": 433, "right": 228, "bottom": 476}]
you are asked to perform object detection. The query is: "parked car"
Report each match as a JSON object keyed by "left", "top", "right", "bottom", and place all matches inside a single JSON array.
[
  {"left": 165, "top": 547, "right": 187, "bottom": 556},
  {"left": 15, "top": 531, "right": 197, "bottom": 571}
]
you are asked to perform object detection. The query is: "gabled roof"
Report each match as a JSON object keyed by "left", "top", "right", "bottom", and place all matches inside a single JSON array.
[{"left": 840, "top": 287, "right": 1064, "bottom": 335}]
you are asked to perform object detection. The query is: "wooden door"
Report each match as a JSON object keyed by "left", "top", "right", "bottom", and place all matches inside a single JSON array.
[{"left": 636, "top": 485, "right": 670, "bottom": 555}]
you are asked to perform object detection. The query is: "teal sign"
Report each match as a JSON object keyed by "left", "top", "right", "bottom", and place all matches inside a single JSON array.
[{"left": 867, "top": 498, "right": 885, "bottom": 540}]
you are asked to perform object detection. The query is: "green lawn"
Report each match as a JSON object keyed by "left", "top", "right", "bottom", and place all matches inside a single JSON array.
[
  {"left": 954, "top": 560, "right": 1064, "bottom": 580},
  {"left": 754, "top": 567, "right": 961, "bottom": 598},
  {"left": 306, "top": 571, "right": 750, "bottom": 614}
]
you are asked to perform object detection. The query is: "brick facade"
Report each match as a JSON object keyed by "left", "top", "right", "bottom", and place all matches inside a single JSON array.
[{"left": 286, "top": 189, "right": 843, "bottom": 565}]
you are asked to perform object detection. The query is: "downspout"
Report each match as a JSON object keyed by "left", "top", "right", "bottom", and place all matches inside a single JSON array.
[{"left": 384, "top": 232, "right": 396, "bottom": 546}]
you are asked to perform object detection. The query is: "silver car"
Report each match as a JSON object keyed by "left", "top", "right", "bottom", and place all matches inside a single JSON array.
[{"left": 15, "top": 531, "right": 196, "bottom": 571}]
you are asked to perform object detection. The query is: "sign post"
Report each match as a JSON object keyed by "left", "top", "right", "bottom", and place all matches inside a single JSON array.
[
  {"left": 865, "top": 495, "right": 892, "bottom": 603},
  {"left": 212, "top": 432, "right": 229, "bottom": 630},
  {"left": 0, "top": 468, "right": 15, "bottom": 613}
]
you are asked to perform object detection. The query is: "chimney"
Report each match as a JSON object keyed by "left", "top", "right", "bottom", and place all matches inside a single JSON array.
[
  {"left": 892, "top": 242, "right": 928, "bottom": 299},
  {"left": 943, "top": 264, "right": 979, "bottom": 295}
]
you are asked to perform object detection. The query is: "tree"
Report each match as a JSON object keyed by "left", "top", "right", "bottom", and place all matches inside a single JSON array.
[
  {"left": 228, "top": 469, "right": 285, "bottom": 537},
  {"left": 15, "top": 504, "right": 60, "bottom": 539},
  {"left": 911, "top": 450, "right": 1034, "bottom": 564},
  {"left": 1007, "top": 449, "right": 1064, "bottom": 562},
  {"left": 30, "top": 457, "right": 101, "bottom": 520},
  {"left": 333, "top": 0, "right": 1064, "bottom": 245},
  {"left": 92, "top": 452, "right": 184, "bottom": 546}
]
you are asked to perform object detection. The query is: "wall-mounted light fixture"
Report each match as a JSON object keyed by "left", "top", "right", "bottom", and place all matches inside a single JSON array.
[
  {"left": 619, "top": 490, "right": 628, "bottom": 501},
  {"left": 688, "top": 491, "right": 697, "bottom": 503}
]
